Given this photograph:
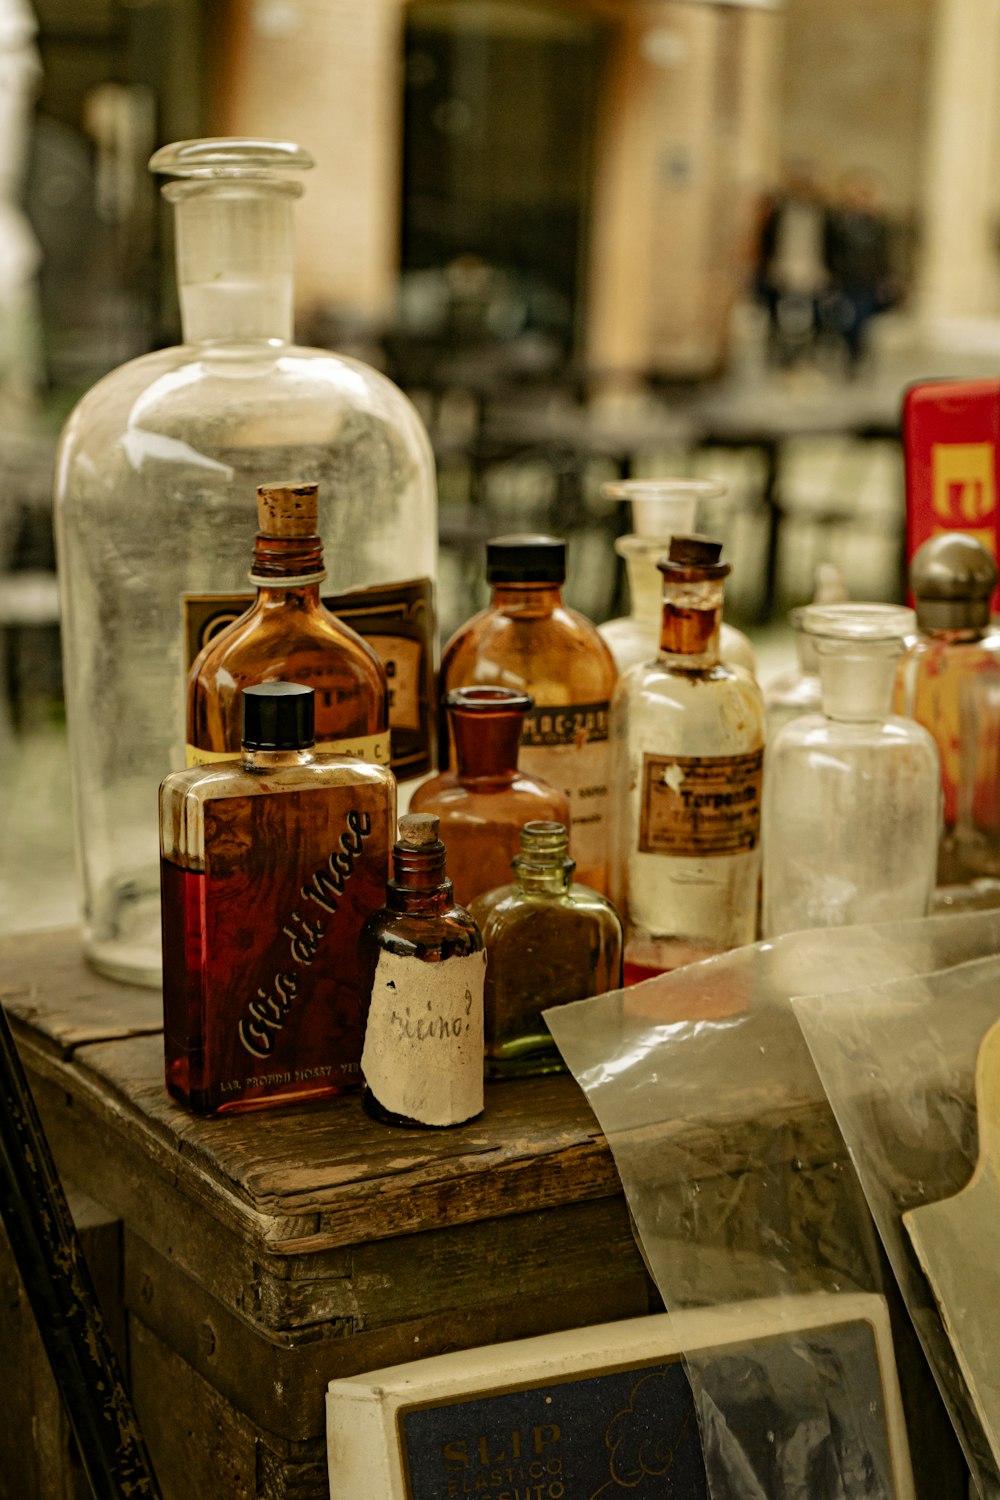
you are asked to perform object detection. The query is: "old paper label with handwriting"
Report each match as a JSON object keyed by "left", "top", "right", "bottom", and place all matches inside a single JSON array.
[{"left": 361, "top": 948, "right": 486, "bottom": 1126}]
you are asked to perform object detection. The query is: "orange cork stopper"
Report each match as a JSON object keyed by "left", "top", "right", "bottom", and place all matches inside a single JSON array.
[{"left": 255, "top": 481, "right": 319, "bottom": 538}]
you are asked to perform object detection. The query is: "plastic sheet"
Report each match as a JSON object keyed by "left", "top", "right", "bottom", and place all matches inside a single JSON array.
[
  {"left": 794, "top": 946, "right": 1000, "bottom": 1497},
  {"left": 545, "top": 910, "right": 1000, "bottom": 1500}
]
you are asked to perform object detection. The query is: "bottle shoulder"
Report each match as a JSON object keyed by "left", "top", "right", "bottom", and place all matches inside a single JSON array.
[
  {"left": 769, "top": 712, "right": 940, "bottom": 757},
  {"left": 162, "top": 754, "right": 395, "bottom": 805},
  {"left": 442, "top": 605, "right": 617, "bottom": 698},
  {"left": 364, "top": 905, "right": 483, "bottom": 957},
  {"left": 190, "top": 599, "right": 386, "bottom": 685}
]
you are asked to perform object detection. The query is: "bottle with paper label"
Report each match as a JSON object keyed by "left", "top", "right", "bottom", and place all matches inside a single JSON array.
[
  {"left": 360, "top": 814, "right": 486, "bottom": 1129},
  {"left": 439, "top": 534, "right": 616, "bottom": 893},
  {"left": 187, "top": 480, "right": 390, "bottom": 768},
  {"left": 609, "top": 535, "right": 765, "bottom": 981}
]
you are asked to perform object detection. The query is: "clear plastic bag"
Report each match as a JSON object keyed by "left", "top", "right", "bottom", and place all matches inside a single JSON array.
[{"left": 545, "top": 910, "right": 1000, "bottom": 1500}]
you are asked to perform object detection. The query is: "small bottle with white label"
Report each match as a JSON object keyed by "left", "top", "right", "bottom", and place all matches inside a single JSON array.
[
  {"left": 360, "top": 814, "right": 486, "bottom": 1128},
  {"left": 609, "top": 535, "right": 765, "bottom": 981}
]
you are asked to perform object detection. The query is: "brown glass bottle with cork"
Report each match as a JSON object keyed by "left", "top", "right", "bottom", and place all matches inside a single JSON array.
[
  {"left": 187, "top": 480, "right": 390, "bottom": 768},
  {"left": 360, "top": 814, "right": 486, "bottom": 1128},
  {"left": 160, "top": 681, "right": 394, "bottom": 1115},
  {"left": 411, "top": 686, "right": 571, "bottom": 908}
]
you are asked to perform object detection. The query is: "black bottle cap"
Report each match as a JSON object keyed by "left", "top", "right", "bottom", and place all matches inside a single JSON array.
[
  {"left": 241, "top": 682, "right": 315, "bottom": 750},
  {"left": 486, "top": 534, "right": 566, "bottom": 583}
]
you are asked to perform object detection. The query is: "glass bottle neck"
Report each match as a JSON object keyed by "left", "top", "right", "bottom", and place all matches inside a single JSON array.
[
  {"left": 451, "top": 711, "right": 524, "bottom": 782},
  {"left": 817, "top": 646, "right": 899, "bottom": 721},
  {"left": 624, "top": 546, "right": 666, "bottom": 628},
  {"left": 490, "top": 582, "right": 564, "bottom": 618},
  {"left": 250, "top": 533, "right": 326, "bottom": 593},
  {"left": 515, "top": 860, "right": 573, "bottom": 895},
  {"left": 240, "top": 746, "right": 315, "bottom": 771},
  {"left": 386, "top": 844, "right": 454, "bottom": 914},
  {"left": 168, "top": 181, "right": 297, "bottom": 346},
  {"left": 658, "top": 578, "right": 724, "bottom": 666}
]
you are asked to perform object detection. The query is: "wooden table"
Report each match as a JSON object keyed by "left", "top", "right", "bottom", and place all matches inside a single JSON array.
[{"left": 0, "top": 929, "right": 655, "bottom": 1499}]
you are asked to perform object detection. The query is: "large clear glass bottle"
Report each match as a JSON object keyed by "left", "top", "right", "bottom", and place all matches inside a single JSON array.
[
  {"left": 411, "top": 686, "right": 571, "bottom": 909},
  {"left": 360, "top": 814, "right": 485, "bottom": 1129},
  {"left": 598, "top": 479, "right": 755, "bottom": 675},
  {"left": 159, "top": 682, "right": 395, "bottom": 1116},
  {"left": 439, "top": 534, "right": 616, "bottom": 893},
  {"left": 894, "top": 533, "right": 1000, "bottom": 883},
  {"left": 55, "top": 138, "right": 437, "bottom": 987},
  {"left": 763, "top": 604, "right": 940, "bottom": 937},
  {"left": 187, "top": 480, "right": 389, "bottom": 767},
  {"left": 470, "top": 821, "right": 622, "bottom": 1079},
  {"left": 609, "top": 536, "right": 765, "bottom": 981},
  {"left": 763, "top": 564, "right": 849, "bottom": 738}
]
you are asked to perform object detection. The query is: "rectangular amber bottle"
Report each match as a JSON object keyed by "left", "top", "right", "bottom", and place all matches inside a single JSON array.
[{"left": 159, "top": 682, "right": 395, "bottom": 1114}]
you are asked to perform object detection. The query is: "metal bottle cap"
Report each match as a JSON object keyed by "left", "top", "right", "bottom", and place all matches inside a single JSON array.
[
  {"left": 486, "top": 535, "right": 566, "bottom": 584},
  {"left": 241, "top": 682, "right": 314, "bottom": 749},
  {"left": 910, "top": 533, "right": 998, "bottom": 631}
]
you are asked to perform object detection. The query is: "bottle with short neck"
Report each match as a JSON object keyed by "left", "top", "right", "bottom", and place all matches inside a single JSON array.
[
  {"left": 159, "top": 681, "right": 395, "bottom": 1115},
  {"left": 470, "top": 822, "right": 623, "bottom": 1078},
  {"left": 895, "top": 532, "right": 1000, "bottom": 882},
  {"left": 763, "top": 604, "right": 940, "bottom": 936},
  {"left": 439, "top": 533, "right": 617, "bottom": 894},
  {"left": 360, "top": 815, "right": 485, "bottom": 1129},
  {"left": 55, "top": 137, "right": 438, "bottom": 988},
  {"left": 411, "top": 687, "right": 571, "bottom": 908},
  {"left": 187, "top": 481, "right": 390, "bottom": 768},
  {"left": 609, "top": 535, "right": 765, "bottom": 981}
]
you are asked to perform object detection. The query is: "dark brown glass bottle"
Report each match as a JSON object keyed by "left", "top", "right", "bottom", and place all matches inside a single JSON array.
[
  {"left": 360, "top": 814, "right": 485, "bottom": 1128},
  {"left": 187, "top": 480, "right": 390, "bottom": 768},
  {"left": 160, "top": 682, "right": 395, "bottom": 1115},
  {"left": 439, "top": 534, "right": 617, "bottom": 892},
  {"left": 410, "top": 687, "right": 571, "bottom": 908}
]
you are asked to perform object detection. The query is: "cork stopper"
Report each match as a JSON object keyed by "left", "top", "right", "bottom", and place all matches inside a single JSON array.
[
  {"left": 256, "top": 481, "right": 319, "bottom": 538},
  {"left": 397, "top": 813, "right": 439, "bottom": 848},
  {"left": 657, "top": 533, "right": 731, "bottom": 581}
]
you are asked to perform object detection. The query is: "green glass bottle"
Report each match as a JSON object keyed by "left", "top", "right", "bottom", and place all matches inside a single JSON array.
[{"left": 470, "top": 822, "right": 623, "bottom": 1079}]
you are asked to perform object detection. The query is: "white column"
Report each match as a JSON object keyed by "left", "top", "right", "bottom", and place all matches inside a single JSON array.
[{"left": 918, "top": 0, "right": 1000, "bottom": 327}]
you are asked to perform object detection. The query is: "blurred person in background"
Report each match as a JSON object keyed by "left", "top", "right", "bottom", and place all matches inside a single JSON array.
[
  {"left": 821, "top": 167, "right": 899, "bottom": 377},
  {"left": 753, "top": 161, "right": 828, "bottom": 370}
]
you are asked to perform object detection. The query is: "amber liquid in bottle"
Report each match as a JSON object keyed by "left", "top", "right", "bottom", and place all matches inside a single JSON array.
[
  {"left": 161, "top": 681, "right": 394, "bottom": 1115},
  {"left": 187, "top": 480, "right": 390, "bottom": 767},
  {"left": 411, "top": 686, "right": 571, "bottom": 909},
  {"left": 360, "top": 814, "right": 485, "bottom": 1128},
  {"left": 439, "top": 535, "right": 617, "bottom": 893}
]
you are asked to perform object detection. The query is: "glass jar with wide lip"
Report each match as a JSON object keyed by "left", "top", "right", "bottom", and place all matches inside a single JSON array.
[
  {"left": 598, "top": 478, "right": 756, "bottom": 675},
  {"left": 55, "top": 137, "right": 437, "bottom": 986},
  {"left": 762, "top": 602, "right": 940, "bottom": 937}
]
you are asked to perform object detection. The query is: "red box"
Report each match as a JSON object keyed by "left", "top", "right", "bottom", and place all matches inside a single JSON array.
[{"left": 903, "top": 378, "right": 1000, "bottom": 608}]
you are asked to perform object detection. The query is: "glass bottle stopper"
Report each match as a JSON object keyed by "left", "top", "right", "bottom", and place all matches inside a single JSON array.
[
  {"left": 257, "top": 480, "right": 319, "bottom": 537},
  {"left": 910, "top": 533, "right": 998, "bottom": 631}
]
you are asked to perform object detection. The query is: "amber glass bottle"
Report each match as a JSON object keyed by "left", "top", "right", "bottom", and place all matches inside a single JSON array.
[
  {"left": 411, "top": 686, "right": 571, "bottom": 908},
  {"left": 360, "top": 814, "right": 486, "bottom": 1128},
  {"left": 159, "top": 682, "right": 394, "bottom": 1115},
  {"left": 470, "top": 822, "right": 622, "bottom": 1079},
  {"left": 439, "top": 535, "right": 617, "bottom": 893},
  {"left": 187, "top": 481, "right": 390, "bottom": 767}
]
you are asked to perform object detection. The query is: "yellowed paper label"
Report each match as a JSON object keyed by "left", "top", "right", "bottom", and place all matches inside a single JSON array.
[
  {"left": 185, "top": 732, "right": 392, "bottom": 769},
  {"left": 639, "top": 749, "right": 763, "bottom": 856},
  {"left": 361, "top": 948, "right": 486, "bottom": 1126},
  {"left": 518, "top": 700, "right": 610, "bottom": 886}
]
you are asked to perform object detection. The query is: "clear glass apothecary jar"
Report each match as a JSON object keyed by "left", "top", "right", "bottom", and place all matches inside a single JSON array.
[
  {"left": 54, "top": 138, "right": 438, "bottom": 985},
  {"left": 762, "top": 603, "right": 940, "bottom": 937}
]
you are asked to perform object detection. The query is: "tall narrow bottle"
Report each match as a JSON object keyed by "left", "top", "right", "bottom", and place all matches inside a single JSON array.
[
  {"left": 609, "top": 535, "right": 765, "bottom": 980},
  {"left": 470, "top": 821, "right": 622, "bottom": 1078},
  {"left": 411, "top": 687, "right": 571, "bottom": 908},
  {"left": 439, "top": 535, "right": 616, "bottom": 893},
  {"left": 894, "top": 533, "right": 1000, "bottom": 883},
  {"left": 763, "top": 604, "right": 939, "bottom": 936},
  {"left": 55, "top": 138, "right": 437, "bottom": 987},
  {"left": 159, "top": 682, "right": 395, "bottom": 1115},
  {"left": 187, "top": 480, "right": 389, "bottom": 767},
  {"left": 360, "top": 814, "right": 485, "bottom": 1129}
]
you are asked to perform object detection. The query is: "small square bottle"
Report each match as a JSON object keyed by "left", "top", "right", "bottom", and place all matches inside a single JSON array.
[{"left": 159, "top": 681, "right": 395, "bottom": 1114}]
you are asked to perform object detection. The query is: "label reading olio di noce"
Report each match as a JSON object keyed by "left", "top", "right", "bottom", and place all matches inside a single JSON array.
[
  {"left": 361, "top": 948, "right": 486, "bottom": 1126},
  {"left": 639, "top": 749, "right": 764, "bottom": 857}
]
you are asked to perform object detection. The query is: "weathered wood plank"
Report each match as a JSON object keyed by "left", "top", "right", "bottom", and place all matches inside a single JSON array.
[{"left": 0, "top": 928, "right": 161, "bottom": 1053}]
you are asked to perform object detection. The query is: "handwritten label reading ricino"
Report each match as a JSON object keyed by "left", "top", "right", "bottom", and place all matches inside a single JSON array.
[
  {"left": 639, "top": 749, "right": 763, "bottom": 857},
  {"left": 361, "top": 947, "right": 486, "bottom": 1126}
]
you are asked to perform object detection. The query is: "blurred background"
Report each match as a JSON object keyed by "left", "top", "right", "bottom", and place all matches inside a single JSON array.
[{"left": 4, "top": 0, "right": 1000, "bottom": 929}]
